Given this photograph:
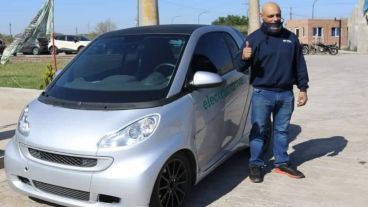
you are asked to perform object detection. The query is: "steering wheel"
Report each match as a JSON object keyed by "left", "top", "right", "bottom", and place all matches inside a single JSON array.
[{"left": 153, "top": 62, "right": 175, "bottom": 76}]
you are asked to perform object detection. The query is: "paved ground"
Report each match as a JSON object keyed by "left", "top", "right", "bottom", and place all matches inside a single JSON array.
[{"left": 1, "top": 53, "right": 368, "bottom": 207}]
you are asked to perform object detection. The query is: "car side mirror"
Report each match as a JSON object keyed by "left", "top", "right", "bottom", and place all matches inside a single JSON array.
[{"left": 190, "top": 71, "right": 224, "bottom": 89}]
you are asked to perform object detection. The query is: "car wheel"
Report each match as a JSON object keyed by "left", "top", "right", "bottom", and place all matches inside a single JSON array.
[
  {"left": 77, "top": 46, "right": 85, "bottom": 53},
  {"left": 32, "top": 47, "right": 39, "bottom": 55},
  {"left": 150, "top": 153, "right": 192, "bottom": 207},
  {"left": 49, "top": 46, "right": 58, "bottom": 55}
]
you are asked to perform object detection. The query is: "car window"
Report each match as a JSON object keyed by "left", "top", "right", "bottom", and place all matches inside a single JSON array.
[
  {"left": 47, "top": 34, "right": 189, "bottom": 103},
  {"left": 67, "top": 36, "right": 75, "bottom": 41},
  {"left": 190, "top": 32, "right": 234, "bottom": 76},
  {"left": 222, "top": 33, "right": 240, "bottom": 60},
  {"left": 56, "top": 35, "right": 64, "bottom": 40},
  {"left": 79, "top": 36, "right": 90, "bottom": 41}
]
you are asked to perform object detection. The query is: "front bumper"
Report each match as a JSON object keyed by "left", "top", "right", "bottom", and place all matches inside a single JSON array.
[{"left": 4, "top": 138, "right": 169, "bottom": 207}]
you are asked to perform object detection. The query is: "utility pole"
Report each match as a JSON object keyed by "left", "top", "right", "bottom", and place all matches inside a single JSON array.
[
  {"left": 248, "top": 0, "right": 261, "bottom": 34},
  {"left": 312, "top": 0, "right": 318, "bottom": 19},
  {"left": 9, "top": 23, "right": 12, "bottom": 37},
  {"left": 290, "top": 7, "right": 293, "bottom": 20},
  {"left": 138, "top": 0, "right": 159, "bottom": 26}
]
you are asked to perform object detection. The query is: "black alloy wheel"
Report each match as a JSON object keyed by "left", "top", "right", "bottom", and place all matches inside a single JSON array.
[{"left": 150, "top": 153, "right": 192, "bottom": 207}]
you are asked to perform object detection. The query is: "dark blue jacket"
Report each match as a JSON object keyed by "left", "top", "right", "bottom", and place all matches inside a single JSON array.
[{"left": 238, "top": 25, "right": 309, "bottom": 91}]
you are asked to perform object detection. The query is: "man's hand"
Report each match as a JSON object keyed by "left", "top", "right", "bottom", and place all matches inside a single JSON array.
[
  {"left": 242, "top": 41, "right": 252, "bottom": 60},
  {"left": 297, "top": 91, "right": 308, "bottom": 107}
]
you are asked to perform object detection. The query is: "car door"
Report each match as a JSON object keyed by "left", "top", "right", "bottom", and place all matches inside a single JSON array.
[
  {"left": 189, "top": 32, "right": 247, "bottom": 172},
  {"left": 66, "top": 35, "right": 78, "bottom": 51},
  {"left": 221, "top": 33, "right": 250, "bottom": 149}
]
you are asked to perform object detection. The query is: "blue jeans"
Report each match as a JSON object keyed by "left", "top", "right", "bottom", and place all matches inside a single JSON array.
[{"left": 249, "top": 88, "right": 294, "bottom": 167}]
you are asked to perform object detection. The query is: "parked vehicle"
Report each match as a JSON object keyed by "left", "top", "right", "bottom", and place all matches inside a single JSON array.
[
  {"left": 0, "top": 39, "right": 6, "bottom": 55},
  {"left": 309, "top": 42, "right": 339, "bottom": 55},
  {"left": 5, "top": 25, "right": 262, "bottom": 207},
  {"left": 21, "top": 37, "right": 50, "bottom": 55},
  {"left": 301, "top": 43, "right": 309, "bottom": 55},
  {"left": 49, "top": 34, "right": 91, "bottom": 54}
]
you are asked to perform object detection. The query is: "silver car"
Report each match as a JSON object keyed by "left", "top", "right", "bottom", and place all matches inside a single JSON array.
[{"left": 5, "top": 25, "right": 252, "bottom": 207}]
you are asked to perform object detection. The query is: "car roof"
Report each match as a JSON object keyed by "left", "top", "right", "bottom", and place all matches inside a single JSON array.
[{"left": 102, "top": 24, "right": 207, "bottom": 37}]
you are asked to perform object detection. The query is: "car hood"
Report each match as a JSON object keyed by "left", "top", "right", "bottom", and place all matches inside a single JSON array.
[{"left": 21, "top": 99, "right": 158, "bottom": 156}]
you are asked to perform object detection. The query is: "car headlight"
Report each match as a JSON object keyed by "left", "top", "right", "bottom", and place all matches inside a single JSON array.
[
  {"left": 17, "top": 106, "right": 30, "bottom": 136},
  {"left": 98, "top": 114, "right": 160, "bottom": 148}
]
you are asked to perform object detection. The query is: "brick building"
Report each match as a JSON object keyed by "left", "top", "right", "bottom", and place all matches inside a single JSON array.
[{"left": 285, "top": 19, "right": 348, "bottom": 49}]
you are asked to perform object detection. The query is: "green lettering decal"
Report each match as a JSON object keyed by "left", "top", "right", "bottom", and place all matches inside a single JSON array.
[{"left": 202, "top": 77, "right": 246, "bottom": 110}]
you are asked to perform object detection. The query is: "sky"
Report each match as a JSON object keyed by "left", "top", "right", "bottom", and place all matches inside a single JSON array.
[{"left": 0, "top": 0, "right": 360, "bottom": 35}]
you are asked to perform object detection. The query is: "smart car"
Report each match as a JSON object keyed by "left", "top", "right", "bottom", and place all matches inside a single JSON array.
[{"left": 5, "top": 25, "right": 253, "bottom": 207}]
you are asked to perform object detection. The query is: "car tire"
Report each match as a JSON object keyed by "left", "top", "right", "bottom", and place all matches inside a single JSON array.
[
  {"left": 77, "top": 46, "right": 85, "bottom": 53},
  {"left": 32, "top": 47, "right": 39, "bottom": 55},
  {"left": 49, "top": 46, "right": 58, "bottom": 55},
  {"left": 150, "top": 153, "right": 192, "bottom": 207}
]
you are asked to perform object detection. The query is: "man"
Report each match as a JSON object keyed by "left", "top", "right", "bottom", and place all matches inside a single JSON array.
[{"left": 238, "top": 2, "right": 309, "bottom": 183}]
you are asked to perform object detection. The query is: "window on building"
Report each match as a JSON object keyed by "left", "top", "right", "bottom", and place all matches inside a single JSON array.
[
  {"left": 295, "top": 28, "right": 300, "bottom": 37},
  {"left": 331, "top": 27, "right": 341, "bottom": 37},
  {"left": 302, "top": 27, "right": 305, "bottom": 37},
  {"left": 313, "top": 27, "right": 323, "bottom": 37}
]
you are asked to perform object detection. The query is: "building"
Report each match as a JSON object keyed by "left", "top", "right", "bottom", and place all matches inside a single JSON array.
[
  {"left": 348, "top": 0, "right": 368, "bottom": 53},
  {"left": 285, "top": 19, "right": 348, "bottom": 49}
]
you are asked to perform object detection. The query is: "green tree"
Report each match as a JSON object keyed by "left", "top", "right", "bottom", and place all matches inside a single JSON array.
[
  {"left": 212, "top": 15, "right": 249, "bottom": 34},
  {"left": 0, "top": 33, "right": 14, "bottom": 44},
  {"left": 94, "top": 19, "right": 117, "bottom": 35}
]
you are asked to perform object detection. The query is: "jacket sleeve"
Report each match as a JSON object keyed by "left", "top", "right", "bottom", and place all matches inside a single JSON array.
[{"left": 294, "top": 40, "right": 309, "bottom": 91}]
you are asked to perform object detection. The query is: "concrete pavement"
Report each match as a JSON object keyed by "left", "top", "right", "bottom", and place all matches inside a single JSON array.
[{"left": 0, "top": 54, "right": 368, "bottom": 206}]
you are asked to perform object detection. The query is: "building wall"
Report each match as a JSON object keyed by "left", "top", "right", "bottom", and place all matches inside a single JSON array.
[
  {"left": 285, "top": 19, "right": 348, "bottom": 49},
  {"left": 348, "top": 0, "right": 368, "bottom": 53}
]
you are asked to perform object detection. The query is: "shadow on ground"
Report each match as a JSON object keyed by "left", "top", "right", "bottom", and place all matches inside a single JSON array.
[{"left": 185, "top": 124, "right": 348, "bottom": 206}]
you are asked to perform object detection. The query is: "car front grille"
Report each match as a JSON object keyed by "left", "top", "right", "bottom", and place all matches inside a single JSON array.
[
  {"left": 28, "top": 148, "right": 97, "bottom": 168},
  {"left": 33, "top": 180, "right": 90, "bottom": 201}
]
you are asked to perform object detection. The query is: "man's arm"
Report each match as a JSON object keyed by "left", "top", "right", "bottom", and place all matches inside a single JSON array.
[{"left": 294, "top": 40, "right": 309, "bottom": 106}]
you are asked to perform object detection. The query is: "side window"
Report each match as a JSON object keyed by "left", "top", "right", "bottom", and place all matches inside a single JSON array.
[
  {"left": 190, "top": 32, "right": 234, "bottom": 76},
  {"left": 67, "top": 36, "right": 75, "bottom": 41},
  {"left": 222, "top": 33, "right": 240, "bottom": 60}
]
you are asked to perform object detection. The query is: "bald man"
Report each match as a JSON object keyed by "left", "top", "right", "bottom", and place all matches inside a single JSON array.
[{"left": 238, "top": 2, "right": 309, "bottom": 183}]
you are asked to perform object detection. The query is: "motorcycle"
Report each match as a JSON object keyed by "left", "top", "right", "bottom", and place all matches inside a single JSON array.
[{"left": 309, "top": 42, "right": 339, "bottom": 55}]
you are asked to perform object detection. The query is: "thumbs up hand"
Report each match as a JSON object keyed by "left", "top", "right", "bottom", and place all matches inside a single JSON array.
[{"left": 242, "top": 41, "right": 252, "bottom": 60}]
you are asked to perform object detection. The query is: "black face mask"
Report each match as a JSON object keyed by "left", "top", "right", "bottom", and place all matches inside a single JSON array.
[{"left": 262, "top": 19, "right": 284, "bottom": 35}]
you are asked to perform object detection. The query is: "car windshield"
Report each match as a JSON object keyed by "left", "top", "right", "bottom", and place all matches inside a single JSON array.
[{"left": 46, "top": 34, "right": 188, "bottom": 103}]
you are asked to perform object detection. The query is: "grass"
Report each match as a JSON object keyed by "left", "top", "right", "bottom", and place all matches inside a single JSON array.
[{"left": 0, "top": 61, "right": 68, "bottom": 89}]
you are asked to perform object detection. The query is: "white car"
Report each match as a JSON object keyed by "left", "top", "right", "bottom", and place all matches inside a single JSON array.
[
  {"left": 5, "top": 25, "right": 262, "bottom": 207},
  {"left": 49, "top": 34, "right": 91, "bottom": 54}
]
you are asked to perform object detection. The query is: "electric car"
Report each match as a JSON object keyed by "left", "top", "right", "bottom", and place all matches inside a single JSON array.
[{"left": 5, "top": 25, "right": 252, "bottom": 207}]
